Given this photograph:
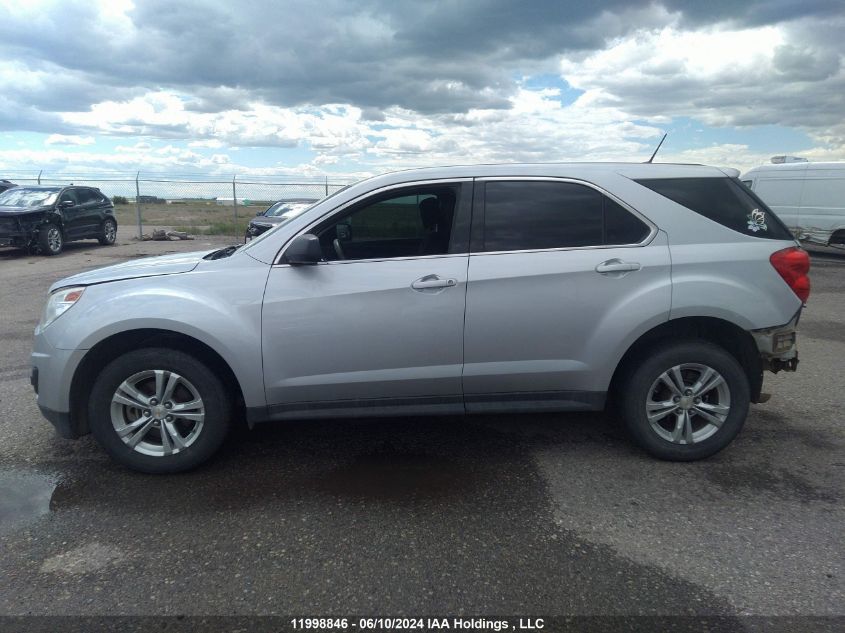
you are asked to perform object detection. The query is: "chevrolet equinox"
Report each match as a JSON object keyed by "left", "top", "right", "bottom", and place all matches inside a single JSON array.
[{"left": 31, "top": 163, "right": 809, "bottom": 472}]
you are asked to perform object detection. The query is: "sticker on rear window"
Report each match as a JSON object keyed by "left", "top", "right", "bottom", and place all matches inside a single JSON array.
[{"left": 747, "top": 208, "right": 768, "bottom": 233}]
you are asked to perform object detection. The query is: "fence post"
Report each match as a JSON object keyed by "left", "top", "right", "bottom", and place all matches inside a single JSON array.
[
  {"left": 37, "top": 170, "right": 42, "bottom": 185},
  {"left": 135, "top": 171, "right": 143, "bottom": 239},
  {"left": 325, "top": 176, "right": 329, "bottom": 197},
  {"left": 232, "top": 175, "right": 238, "bottom": 227}
]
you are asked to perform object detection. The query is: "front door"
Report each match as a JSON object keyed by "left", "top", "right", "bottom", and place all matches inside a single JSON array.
[
  {"left": 58, "top": 188, "right": 83, "bottom": 238},
  {"left": 261, "top": 181, "right": 472, "bottom": 419}
]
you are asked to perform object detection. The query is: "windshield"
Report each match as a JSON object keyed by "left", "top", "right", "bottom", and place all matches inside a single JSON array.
[
  {"left": 0, "top": 187, "right": 60, "bottom": 208},
  {"left": 266, "top": 202, "right": 315, "bottom": 219}
]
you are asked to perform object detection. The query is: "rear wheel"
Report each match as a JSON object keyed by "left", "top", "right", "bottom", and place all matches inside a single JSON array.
[
  {"left": 619, "top": 341, "right": 750, "bottom": 461},
  {"left": 37, "top": 223, "right": 63, "bottom": 255},
  {"left": 88, "top": 348, "right": 231, "bottom": 473},
  {"left": 98, "top": 218, "right": 117, "bottom": 245}
]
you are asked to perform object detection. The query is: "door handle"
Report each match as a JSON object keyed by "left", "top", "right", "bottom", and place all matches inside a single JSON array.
[
  {"left": 411, "top": 275, "right": 458, "bottom": 290},
  {"left": 595, "top": 259, "right": 641, "bottom": 274}
]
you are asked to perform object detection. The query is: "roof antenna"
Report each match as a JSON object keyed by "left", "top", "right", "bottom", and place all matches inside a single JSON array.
[{"left": 646, "top": 133, "right": 667, "bottom": 163}]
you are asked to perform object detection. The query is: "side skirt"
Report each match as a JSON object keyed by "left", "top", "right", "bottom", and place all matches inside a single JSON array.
[{"left": 246, "top": 390, "right": 606, "bottom": 425}]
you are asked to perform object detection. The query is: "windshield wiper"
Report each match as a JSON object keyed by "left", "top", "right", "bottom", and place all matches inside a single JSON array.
[{"left": 204, "top": 245, "right": 240, "bottom": 260}]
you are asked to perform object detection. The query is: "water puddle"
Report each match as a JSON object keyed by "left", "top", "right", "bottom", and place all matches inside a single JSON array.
[
  {"left": 0, "top": 470, "right": 58, "bottom": 531},
  {"left": 318, "top": 452, "right": 479, "bottom": 501}
]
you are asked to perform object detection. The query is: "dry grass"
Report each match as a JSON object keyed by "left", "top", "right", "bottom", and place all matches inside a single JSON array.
[{"left": 113, "top": 201, "right": 264, "bottom": 237}]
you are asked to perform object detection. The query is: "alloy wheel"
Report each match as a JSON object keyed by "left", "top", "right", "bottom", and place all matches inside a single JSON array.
[
  {"left": 47, "top": 227, "right": 62, "bottom": 253},
  {"left": 645, "top": 363, "right": 731, "bottom": 445},
  {"left": 110, "top": 369, "right": 205, "bottom": 457}
]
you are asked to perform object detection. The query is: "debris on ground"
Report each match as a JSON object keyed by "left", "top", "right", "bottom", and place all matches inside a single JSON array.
[{"left": 137, "top": 229, "right": 194, "bottom": 241}]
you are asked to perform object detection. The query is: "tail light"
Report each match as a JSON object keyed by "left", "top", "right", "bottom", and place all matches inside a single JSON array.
[{"left": 770, "top": 247, "right": 810, "bottom": 304}]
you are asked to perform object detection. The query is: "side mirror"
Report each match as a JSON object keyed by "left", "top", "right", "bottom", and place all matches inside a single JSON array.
[
  {"left": 256, "top": 210, "right": 264, "bottom": 216},
  {"left": 60, "top": 200, "right": 74, "bottom": 209},
  {"left": 283, "top": 234, "right": 323, "bottom": 265}
]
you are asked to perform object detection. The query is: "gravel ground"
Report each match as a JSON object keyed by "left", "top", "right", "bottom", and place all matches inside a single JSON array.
[{"left": 0, "top": 230, "right": 842, "bottom": 622}]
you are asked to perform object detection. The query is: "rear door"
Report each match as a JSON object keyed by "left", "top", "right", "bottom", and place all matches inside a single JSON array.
[
  {"left": 463, "top": 178, "right": 672, "bottom": 412},
  {"left": 75, "top": 188, "right": 106, "bottom": 236}
]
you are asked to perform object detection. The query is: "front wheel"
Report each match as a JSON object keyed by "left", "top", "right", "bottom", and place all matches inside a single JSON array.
[
  {"left": 88, "top": 348, "right": 231, "bottom": 473},
  {"left": 98, "top": 218, "right": 117, "bottom": 245},
  {"left": 37, "top": 223, "right": 63, "bottom": 255},
  {"left": 619, "top": 341, "right": 750, "bottom": 461}
]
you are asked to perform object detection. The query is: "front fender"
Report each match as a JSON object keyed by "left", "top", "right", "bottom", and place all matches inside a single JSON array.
[{"left": 41, "top": 256, "right": 270, "bottom": 407}]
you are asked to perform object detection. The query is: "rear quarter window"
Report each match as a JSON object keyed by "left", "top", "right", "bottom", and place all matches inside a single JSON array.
[{"left": 635, "top": 177, "right": 794, "bottom": 240}]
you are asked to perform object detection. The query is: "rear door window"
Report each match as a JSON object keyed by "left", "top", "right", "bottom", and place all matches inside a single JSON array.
[
  {"left": 636, "top": 177, "right": 794, "bottom": 240},
  {"left": 479, "top": 181, "right": 650, "bottom": 252},
  {"left": 77, "top": 188, "right": 99, "bottom": 204}
]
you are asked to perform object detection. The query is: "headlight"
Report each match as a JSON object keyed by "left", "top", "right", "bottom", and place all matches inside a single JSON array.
[{"left": 40, "top": 286, "right": 85, "bottom": 329}]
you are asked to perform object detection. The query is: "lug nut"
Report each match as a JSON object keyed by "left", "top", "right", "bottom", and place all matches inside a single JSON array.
[
  {"left": 166, "top": 415, "right": 173, "bottom": 422},
  {"left": 675, "top": 408, "right": 683, "bottom": 414},
  {"left": 143, "top": 410, "right": 151, "bottom": 417},
  {"left": 684, "top": 389, "right": 692, "bottom": 396},
  {"left": 673, "top": 396, "right": 680, "bottom": 403},
  {"left": 150, "top": 398, "right": 158, "bottom": 406},
  {"left": 694, "top": 398, "right": 701, "bottom": 404},
  {"left": 165, "top": 402, "right": 172, "bottom": 409}
]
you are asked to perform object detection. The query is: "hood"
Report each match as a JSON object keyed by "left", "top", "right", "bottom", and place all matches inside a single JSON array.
[
  {"left": 50, "top": 249, "right": 214, "bottom": 292},
  {"left": 250, "top": 216, "right": 283, "bottom": 225}
]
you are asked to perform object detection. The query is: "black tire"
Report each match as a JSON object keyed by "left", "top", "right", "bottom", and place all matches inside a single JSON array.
[
  {"left": 37, "top": 223, "right": 63, "bottom": 255},
  {"left": 619, "top": 340, "right": 750, "bottom": 461},
  {"left": 98, "top": 218, "right": 117, "bottom": 245},
  {"left": 88, "top": 348, "right": 231, "bottom": 473}
]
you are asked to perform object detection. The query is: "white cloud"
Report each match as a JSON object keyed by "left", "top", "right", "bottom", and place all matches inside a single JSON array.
[
  {"left": 44, "top": 134, "right": 95, "bottom": 146},
  {"left": 559, "top": 22, "right": 845, "bottom": 141},
  {"left": 188, "top": 139, "right": 224, "bottom": 148}
]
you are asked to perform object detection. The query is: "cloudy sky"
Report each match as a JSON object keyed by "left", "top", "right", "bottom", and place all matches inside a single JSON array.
[{"left": 1, "top": 0, "right": 844, "bottom": 181}]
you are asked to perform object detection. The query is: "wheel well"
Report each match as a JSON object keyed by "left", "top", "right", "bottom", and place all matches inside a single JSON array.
[
  {"left": 830, "top": 229, "right": 845, "bottom": 245},
  {"left": 608, "top": 317, "right": 763, "bottom": 405},
  {"left": 69, "top": 329, "right": 246, "bottom": 436}
]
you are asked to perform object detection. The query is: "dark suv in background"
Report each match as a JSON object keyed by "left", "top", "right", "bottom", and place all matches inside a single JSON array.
[{"left": 0, "top": 185, "right": 117, "bottom": 255}]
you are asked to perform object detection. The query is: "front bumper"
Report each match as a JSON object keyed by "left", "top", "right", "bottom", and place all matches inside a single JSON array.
[
  {"left": 245, "top": 223, "right": 272, "bottom": 242},
  {"left": 31, "top": 328, "right": 88, "bottom": 438},
  {"left": 0, "top": 229, "right": 31, "bottom": 247}
]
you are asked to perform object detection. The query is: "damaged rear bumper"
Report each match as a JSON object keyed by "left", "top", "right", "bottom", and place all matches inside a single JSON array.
[{"left": 751, "top": 311, "right": 801, "bottom": 373}]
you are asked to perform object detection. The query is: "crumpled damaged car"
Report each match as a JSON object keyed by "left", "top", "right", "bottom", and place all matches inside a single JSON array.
[{"left": 0, "top": 185, "right": 117, "bottom": 255}]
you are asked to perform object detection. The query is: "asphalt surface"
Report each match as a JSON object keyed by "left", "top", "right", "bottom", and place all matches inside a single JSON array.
[{"left": 0, "top": 231, "right": 843, "bottom": 620}]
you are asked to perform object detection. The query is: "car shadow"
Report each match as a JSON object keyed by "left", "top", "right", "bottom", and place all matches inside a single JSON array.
[{"left": 46, "top": 412, "right": 622, "bottom": 514}]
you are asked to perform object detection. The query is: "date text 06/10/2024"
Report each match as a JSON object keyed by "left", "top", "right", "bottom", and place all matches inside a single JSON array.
[{"left": 289, "top": 618, "right": 545, "bottom": 630}]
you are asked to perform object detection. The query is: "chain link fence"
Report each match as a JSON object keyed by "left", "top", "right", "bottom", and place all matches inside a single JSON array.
[{"left": 3, "top": 171, "right": 349, "bottom": 240}]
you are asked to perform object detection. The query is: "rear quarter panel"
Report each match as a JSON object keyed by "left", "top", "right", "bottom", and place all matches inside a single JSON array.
[{"left": 669, "top": 240, "right": 802, "bottom": 328}]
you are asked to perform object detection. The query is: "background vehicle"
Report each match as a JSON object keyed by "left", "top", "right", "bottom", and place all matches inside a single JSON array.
[
  {"left": 742, "top": 158, "right": 845, "bottom": 247},
  {"left": 244, "top": 198, "right": 318, "bottom": 241},
  {"left": 31, "top": 163, "right": 808, "bottom": 473},
  {"left": 0, "top": 179, "right": 16, "bottom": 193},
  {"left": 0, "top": 185, "right": 117, "bottom": 255}
]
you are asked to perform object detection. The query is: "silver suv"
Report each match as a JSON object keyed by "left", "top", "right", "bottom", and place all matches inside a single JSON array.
[{"left": 31, "top": 163, "right": 810, "bottom": 473}]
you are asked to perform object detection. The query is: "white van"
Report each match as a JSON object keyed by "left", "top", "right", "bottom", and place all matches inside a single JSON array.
[{"left": 742, "top": 160, "right": 845, "bottom": 247}]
